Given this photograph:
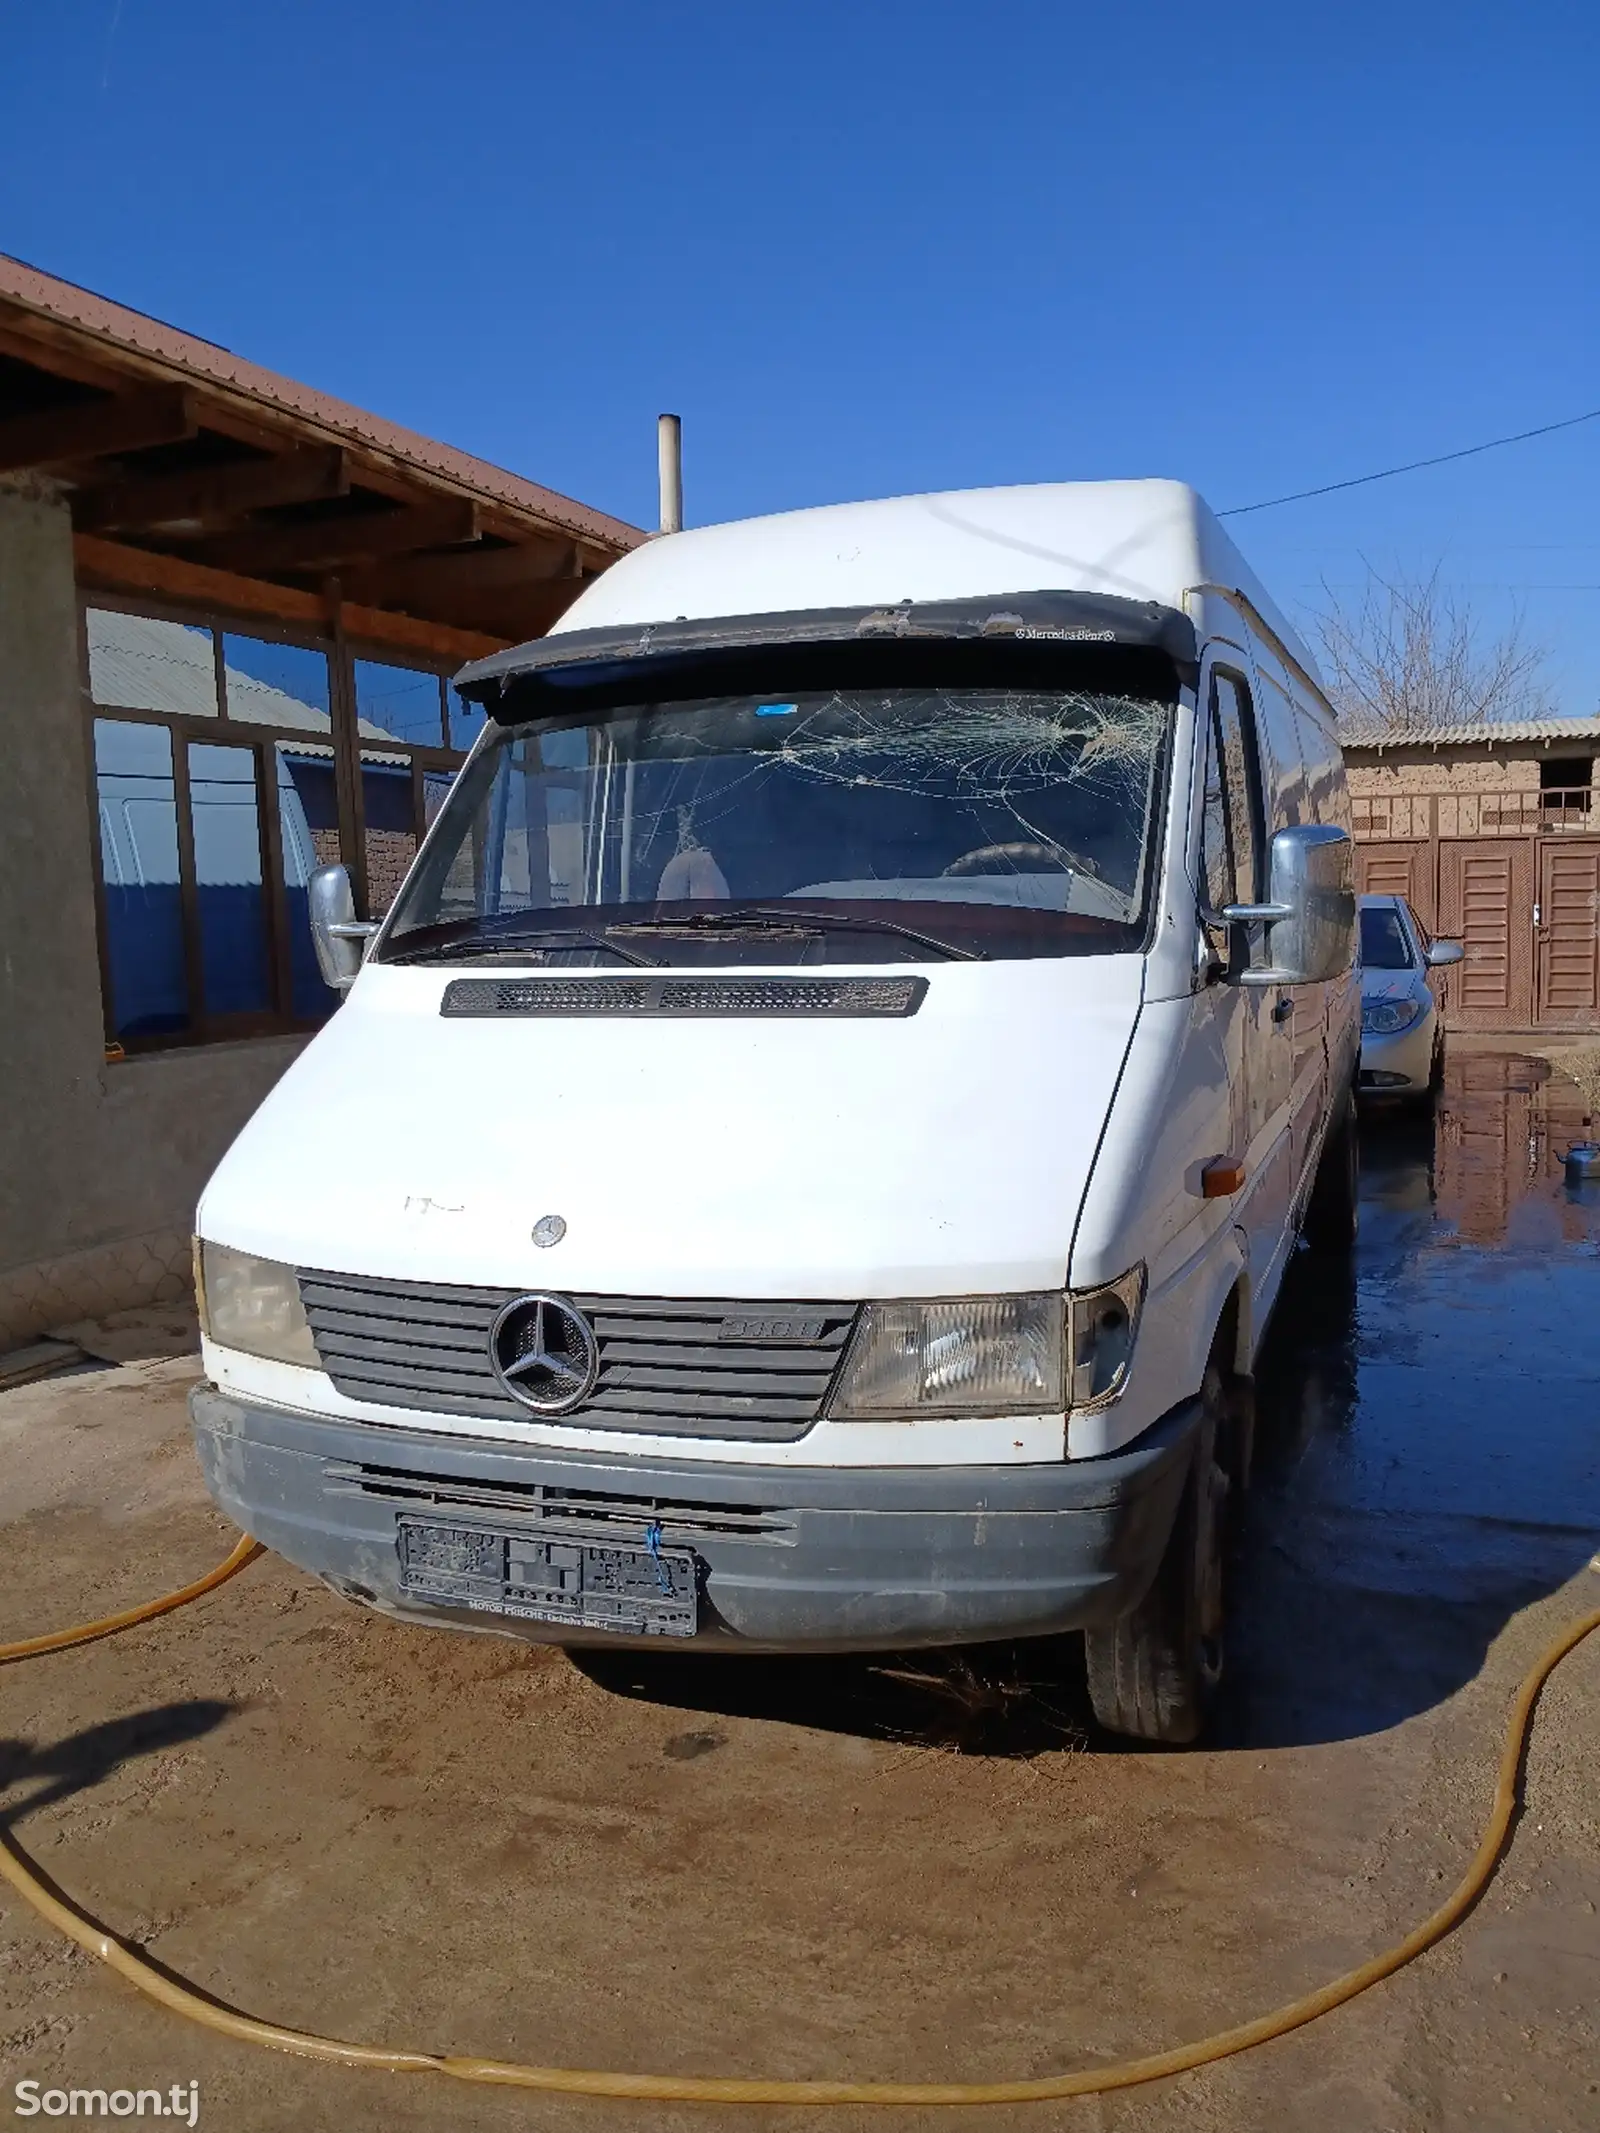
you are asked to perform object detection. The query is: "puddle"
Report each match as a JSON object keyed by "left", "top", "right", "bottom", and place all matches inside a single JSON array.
[
  {"left": 578, "top": 1051, "right": 1600, "bottom": 1756},
  {"left": 1238, "top": 1050, "right": 1600, "bottom": 1745}
]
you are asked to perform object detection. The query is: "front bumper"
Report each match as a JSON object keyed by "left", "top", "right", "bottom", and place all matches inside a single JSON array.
[
  {"left": 190, "top": 1385, "right": 1201, "bottom": 1653},
  {"left": 1359, "top": 1010, "right": 1434, "bottom": 1091}
]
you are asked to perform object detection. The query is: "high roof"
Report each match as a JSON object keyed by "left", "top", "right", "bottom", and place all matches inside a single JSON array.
[
  {"left": 0, "top": 252, "right": 642, "bottom": 658},
  {"left": 550, "top": 477, "right": 1324, "bottom": 686}
]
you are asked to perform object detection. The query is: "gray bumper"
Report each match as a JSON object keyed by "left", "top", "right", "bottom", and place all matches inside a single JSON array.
[
  {"left": 1359, "top": 1015, "right": 1433, "bottom": 1090},
  {"left": 190, "top": 1387, "right": 1201, "bottom": 1653}
]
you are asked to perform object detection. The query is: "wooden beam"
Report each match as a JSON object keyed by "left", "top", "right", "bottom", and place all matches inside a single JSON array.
[
  {"left": 75, "top": 530, "right": 323, "bottom": 626},
  {"left": 0, "top": 318, "right": 135, "bottom": 395},
  {"left": 338, "top": 599, "right": 508, "bottom": 667},
  {"left": 340, "top": 538, "right": 577, "bottom": 608},
  {"left": 441, "top": 574, "right": 589, "bottom": 640},
  {"left": 73, "top": 533, "right": 507, "bottom": 665},
  {"left": 74, "top": 445, "right": 350, "bottom": 533},
  {"left": 189, "top": 496, "right": 480, "bottom": 576},
  {"left": 0, "top": 386, "right": 196, "bottom": 474}
]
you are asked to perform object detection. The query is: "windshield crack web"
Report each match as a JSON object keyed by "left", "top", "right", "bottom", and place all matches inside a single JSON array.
[
  {"left": 773, "top": 690, "right": 1160, "bottom": 805},
  {"left": 634, "top": 689, "right": 1166, "bottom": 902}
]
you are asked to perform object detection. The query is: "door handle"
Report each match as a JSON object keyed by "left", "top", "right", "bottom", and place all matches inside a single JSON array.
[{"left": 1272, "top": 996, "right": 1294, "bottom": 1023}]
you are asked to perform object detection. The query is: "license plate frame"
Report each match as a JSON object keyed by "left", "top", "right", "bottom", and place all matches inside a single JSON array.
[{"left": 396, "top": 1516, "right": 699, "bottom": 1638}]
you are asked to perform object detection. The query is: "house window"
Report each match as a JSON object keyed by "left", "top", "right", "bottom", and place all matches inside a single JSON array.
[
  {"left": 1540, "top": 756, "right": 1591, "bottom": 815},
  {"left": 86, "top": 601, "right": 471, "bottom": 1050},
  {"left": 93, "top": 718, "right": 188, "bottom": 1040}
]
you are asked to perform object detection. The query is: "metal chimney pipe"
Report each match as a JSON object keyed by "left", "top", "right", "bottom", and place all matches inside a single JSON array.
[{"left": 657, "top": 412, "right": 683, "bottom": 534}]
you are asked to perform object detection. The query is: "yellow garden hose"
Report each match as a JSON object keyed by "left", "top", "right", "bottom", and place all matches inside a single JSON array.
[
  {"left": 0, "top": 1533, "right": 262, "bottom": 1662},
  {"left": 1, "top": 1536, "right": 1595, "bottom": 2108}
]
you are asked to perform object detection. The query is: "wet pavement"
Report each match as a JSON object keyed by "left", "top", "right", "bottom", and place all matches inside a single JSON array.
[
  {"left": 1237, "top": 1048, "right": 1600, "bottom": 1748},
  {"left": 2, "top": 1047, "right": 1597, "bottom": 2132}
]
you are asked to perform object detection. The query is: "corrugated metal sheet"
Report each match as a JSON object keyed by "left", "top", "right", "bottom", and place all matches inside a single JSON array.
[{"left": 1341, "top": 716, "right": 1600, "bottom": 750}]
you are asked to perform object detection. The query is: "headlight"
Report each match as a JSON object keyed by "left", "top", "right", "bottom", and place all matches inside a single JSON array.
[
  {"left": 198, "top": 1240, "right": 319, "bottom": 1368},
  {"left": 1363, "top": 998, "right": 1424, "bottom": 1035},
  {"left": 1069, "top": 1266, "right": 1145, "bottom": 1408},
  {"left": 828, "top": 1294, "right": 1066, "bottom": 1419}
]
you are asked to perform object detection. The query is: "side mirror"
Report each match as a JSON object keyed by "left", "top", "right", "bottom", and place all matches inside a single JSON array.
[
  {"left": 1222, "top": 824, "right": 1355, "bottom": 988},
  {"left": 309, "top": 863, "right": 377, "bottom": 992},
  {"left": 1425, "top": 939, "right": 1465, "bottom": 968}
]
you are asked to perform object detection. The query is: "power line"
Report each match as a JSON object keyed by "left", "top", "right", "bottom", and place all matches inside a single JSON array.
[{"left": 1218, "top": 405, "right": 1600, "bottom": 518}]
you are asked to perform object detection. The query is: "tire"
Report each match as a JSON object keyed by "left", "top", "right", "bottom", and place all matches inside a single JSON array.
[
  {"left": 1303, "top": 1088, "right": 1359, "bottom": 1253},
  {"left": 1424, "top": 1025, "right": 1445, "bottom": 1100},
  {"left": 1084, "top": 1367, "right": 1229, "bottom": 1746}
]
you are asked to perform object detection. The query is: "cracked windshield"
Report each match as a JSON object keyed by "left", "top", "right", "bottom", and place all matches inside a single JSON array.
[{"left": 383, "top": 684, "right": 1171, "bottom": 964}]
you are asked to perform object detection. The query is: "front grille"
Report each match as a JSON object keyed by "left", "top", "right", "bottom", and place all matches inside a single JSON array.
[
  {"left": 440, "top": 975, "right": 926, "bottom": 1017},
  {"left": 323, "top": 1460, "right": 796, "bottom": 1544},
  {"left": 298, "top": 1269, "right": 858, "bottom": 1442}
]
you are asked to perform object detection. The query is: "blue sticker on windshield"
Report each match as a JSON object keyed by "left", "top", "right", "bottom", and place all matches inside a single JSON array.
[{"left": 756, "top": 703, "right": 798, "bottom": 717}]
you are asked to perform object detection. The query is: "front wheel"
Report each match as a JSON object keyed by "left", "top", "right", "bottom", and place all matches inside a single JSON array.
[{"left": 1084, "top": 1368, "right": 1229, "bottom": 1746}]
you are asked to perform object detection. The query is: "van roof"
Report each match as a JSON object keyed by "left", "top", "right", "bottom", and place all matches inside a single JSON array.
[{"left": 549, "top": 478, "right": 1321, "bottom": 686}]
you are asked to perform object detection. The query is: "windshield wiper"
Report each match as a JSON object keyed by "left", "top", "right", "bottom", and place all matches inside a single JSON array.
[
  {"left": 389, "top": 928, "right": 662, "bottom": 969},
  {"left": 747, "top": 905, "right": 988, "bottom": 962},
  {"left": 610, "top": 907, "right": 985, "bottom": 962}
]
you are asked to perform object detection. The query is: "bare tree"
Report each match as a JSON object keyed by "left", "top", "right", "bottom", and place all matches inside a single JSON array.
[{"left": 1315, "top": 563, "right": 1554, "bottom": 738}]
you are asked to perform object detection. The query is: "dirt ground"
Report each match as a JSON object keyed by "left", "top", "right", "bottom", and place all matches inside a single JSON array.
[{"left": 2, "top": 1049, "right": 1598, "bottom": 2133}]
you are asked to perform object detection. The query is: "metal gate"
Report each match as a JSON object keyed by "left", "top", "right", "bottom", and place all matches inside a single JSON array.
[
  {"left": 1355, "top": 841, "right": 1435, "bottom": 929},
  {"left": 1536, "top": 839, "right": 1600, "bottom": 1027},
  {"left": 1356, "top": 833, "right": 1600, "bottom": 1030},
  {"left": 1437, "top": 839, "right": 1535, "bottom": 1029}
]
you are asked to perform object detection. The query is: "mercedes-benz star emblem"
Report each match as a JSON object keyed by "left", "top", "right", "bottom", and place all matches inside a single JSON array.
[{"left": 489, "top": 1293, "right": 599, "bottom": 1415}]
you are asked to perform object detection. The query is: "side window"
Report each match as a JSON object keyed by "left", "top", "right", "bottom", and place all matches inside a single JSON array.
[
  {"left": 1199, "top": 670, "right": 1264, "bottom": 919},
  {"left": 1215, "top": 675, "right": 1263, "bottom": 901},
  {"left": 1200, "top": 713, "right": 1233, "bottom": 917}
]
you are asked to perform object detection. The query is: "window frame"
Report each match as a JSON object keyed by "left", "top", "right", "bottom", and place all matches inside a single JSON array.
[
  {"left": 81, "top": 590, "right": 470, "bottom": 1052},
  {"left": 1198, "top": 662, "right": 1267, "bottom": 921}
]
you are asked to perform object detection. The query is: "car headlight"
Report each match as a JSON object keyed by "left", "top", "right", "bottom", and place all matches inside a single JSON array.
[
  {"left": 828, "top": 1294, "right": 1066, "bottom": 1419},
  {"left": 197, "top": 1239, "right": 319, "bottom": 1368},
  {"left": 1363, "top": 998, "right": 1424, "bottom": 1035},
  {"left": 1069, "top": 1266, "right": 1145, "bottom": 1408}
]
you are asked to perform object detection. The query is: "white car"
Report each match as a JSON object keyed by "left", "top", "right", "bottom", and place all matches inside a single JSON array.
[{"left": 1358, "top": 894, "right": 1463, "bottom": 1101}]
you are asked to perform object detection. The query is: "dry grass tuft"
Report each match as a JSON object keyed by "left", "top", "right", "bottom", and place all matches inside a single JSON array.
[{"left": 1535, "top": 1042, "right": 1600, "bottom": 1115}]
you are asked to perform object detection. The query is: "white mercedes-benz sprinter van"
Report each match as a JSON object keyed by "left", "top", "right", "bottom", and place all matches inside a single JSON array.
[{"left": 191, "top": 480, "right": 1358, "bottom": 1744}]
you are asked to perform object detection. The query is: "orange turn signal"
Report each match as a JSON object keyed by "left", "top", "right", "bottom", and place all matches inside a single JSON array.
[{"left": 1201, "top": 1156, "right": 1246, "bottom": 1198}]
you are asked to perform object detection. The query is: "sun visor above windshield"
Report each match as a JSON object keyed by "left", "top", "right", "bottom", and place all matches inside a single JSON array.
[{"left": 456, "top": 590, "right": 1199, "bottom": 719}]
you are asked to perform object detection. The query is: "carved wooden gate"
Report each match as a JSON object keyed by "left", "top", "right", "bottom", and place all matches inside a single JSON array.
[
  {"left": 1353, "top": 791, "right": 1598, "bottom": 1032},
  {"left": 1536, "top": 839, "right": 1600, "bottom": 1027},
  {"left": 1436, "top": 839, "right": 1534, "bottom": 1028}
]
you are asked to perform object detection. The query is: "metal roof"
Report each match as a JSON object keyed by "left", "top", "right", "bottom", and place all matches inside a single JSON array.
[
  {"left": 0, "top": 251, "right": 642, "bottom": 555},
  {"left": 1340, "top": 715, "right": 1600, "bottom": 750}
]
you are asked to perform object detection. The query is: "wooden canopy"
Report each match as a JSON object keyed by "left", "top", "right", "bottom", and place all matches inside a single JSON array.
[{"left": 0, "top": 254, "right": 643, "bottom": 665}]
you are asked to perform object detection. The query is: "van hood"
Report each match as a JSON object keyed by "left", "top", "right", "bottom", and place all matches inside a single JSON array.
[{"left": 199, "top": 959, "right": 1144, "bottom": 1299}]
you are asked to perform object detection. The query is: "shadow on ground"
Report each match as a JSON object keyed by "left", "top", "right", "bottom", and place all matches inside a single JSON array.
[
  {"left": 575, "top": 1050, "right": 1600, "bottom": 1758},
  {"left": 0, "top": 1700, "right": 237, "bottom": 1822}
]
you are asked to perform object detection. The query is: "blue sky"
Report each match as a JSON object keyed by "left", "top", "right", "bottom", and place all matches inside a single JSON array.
[{"left": 3, "top": 0, "right": 1596, "bottom": 708}]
